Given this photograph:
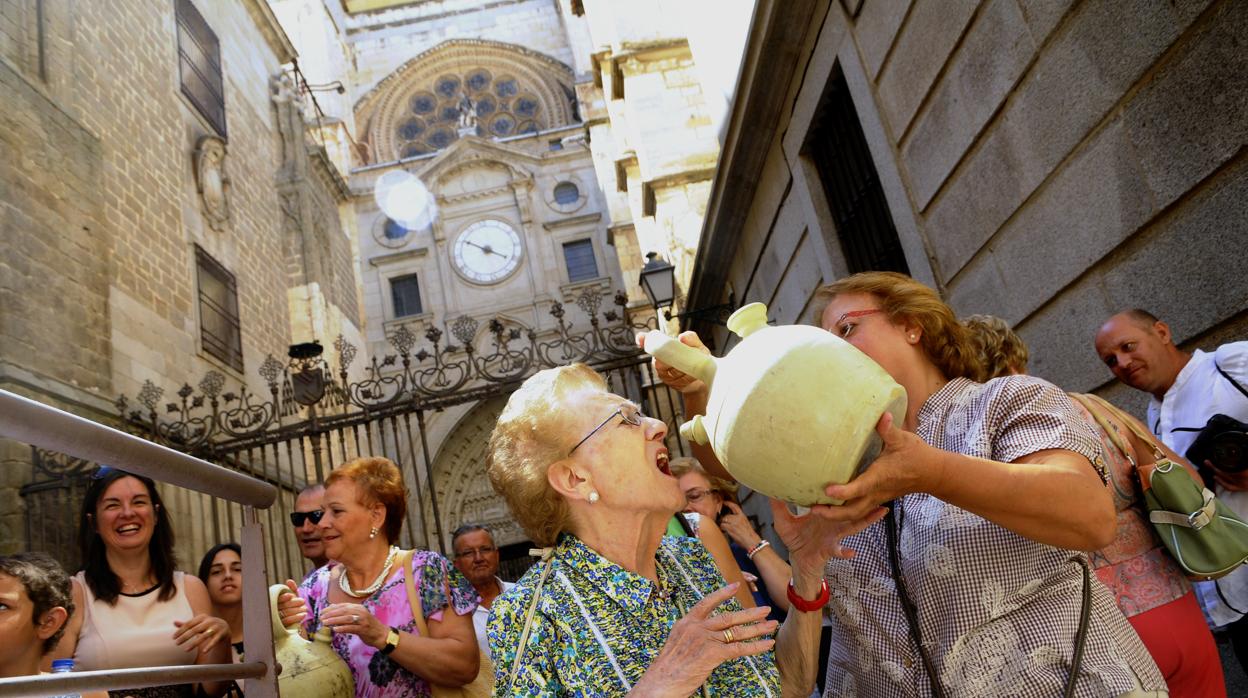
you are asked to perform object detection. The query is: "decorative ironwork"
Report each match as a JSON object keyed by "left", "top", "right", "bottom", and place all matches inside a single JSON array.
[{"left": 119, "top": 288, "right": 655, "bottom": 455}]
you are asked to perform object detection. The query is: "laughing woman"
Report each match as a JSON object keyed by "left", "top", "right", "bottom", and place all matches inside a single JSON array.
[
  {"left": 484, "top": 364, "right": 870, "bottom": 696},
  {"left": 51, "top": 468, "right": 232, "bottom": 698}
]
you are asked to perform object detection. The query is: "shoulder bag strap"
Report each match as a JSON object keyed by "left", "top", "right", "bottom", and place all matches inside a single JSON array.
[
  {"left": 1215, "top": 359, "right": 1248, "bottom": 400},
  {"left": 884, "top": 501, "right": 945, "bottom": 698},
  {"left": 401, "top": 549, "right": 430, "bottom": 637},
  {"left": 1075, "top": 393, "right": 1168, "bottom": 463},
  {"left": 505, "top": 548, "right": 557, "bottom": 694},
  {"left": 1068, "top": 393, "right": 1139, "bottom": 467}
]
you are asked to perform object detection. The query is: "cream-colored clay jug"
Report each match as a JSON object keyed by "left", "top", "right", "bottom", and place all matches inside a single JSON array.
[
  {"left": 643, "top": 302, "right": 907, "bottom": 505},
  {"left": 269, "top": 583, "right": 355, "bottom": 698}
]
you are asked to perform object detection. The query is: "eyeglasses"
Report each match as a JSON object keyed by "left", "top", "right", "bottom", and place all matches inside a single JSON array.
[
  {"left": 92, "top": 465, "right": 119, "bottom": 479},
  {"left": 568, "top": 402, "right": 645, "bottom": 456},
  {"left": 684, "top": 488, "right": 720, "bottom": 504},
  {"left": 289, "top": 509, "right": 324, "bottom": 527},
  {"left": 453, "top": 546, "right": 498, "bottom": 559},
  {"left": 832, "top": 309, "right": 884, "bottom": 339}
]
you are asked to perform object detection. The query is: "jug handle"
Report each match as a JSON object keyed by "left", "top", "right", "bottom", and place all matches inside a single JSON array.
[
  {"left": 269, "top": 583, "right": 300, "bottom": 639},
  {"left": 641, "top": 331, "right": 716, "bottom": 387}
]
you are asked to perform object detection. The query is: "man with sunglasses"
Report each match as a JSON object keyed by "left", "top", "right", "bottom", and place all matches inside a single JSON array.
[
  {"left": 290, "top": 484, "right": 329, "bottom": 579},
  {"left": 450, "top": 523, "right": 512, "bottom": 660}
]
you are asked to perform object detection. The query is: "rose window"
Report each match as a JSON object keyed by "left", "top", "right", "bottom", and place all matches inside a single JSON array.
[{"left": 395, "top": 68, "right": 544, "bottom": 158}]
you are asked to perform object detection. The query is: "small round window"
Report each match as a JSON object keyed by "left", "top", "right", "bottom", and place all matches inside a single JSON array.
[
  {"left": 553, "top": 182, "right": 579, "bottom": 205},
  {"left": 383, "top": 219, "right": 409, "bottom": 240}
]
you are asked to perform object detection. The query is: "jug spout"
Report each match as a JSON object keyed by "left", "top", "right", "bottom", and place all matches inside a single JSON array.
[
  {"left": 726, "top": 303, "right": 768, "bottom": 339},
  {"left": 680, "top": 415, "right": 709, "bottom": 445},
  {"left": 641, "top": 331, "right": 717, "bottom": 386}
]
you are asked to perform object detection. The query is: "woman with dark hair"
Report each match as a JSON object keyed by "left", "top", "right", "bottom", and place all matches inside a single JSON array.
[
  {"left": 50, "top": 467, "right": 231, "bottom": 697},
  {"left": 197, "top": 543, "right": 244, "bottom": 662}
]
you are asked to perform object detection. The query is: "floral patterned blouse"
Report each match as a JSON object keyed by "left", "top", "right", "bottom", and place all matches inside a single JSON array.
[
  {"left": 298, "top": 549, "right": 479, "bottom": 698},
  {"left": 487, "top": 533, "right": 780, "bottom": 697},
  {"left": 1073, "top": 399, "right": 1191, "bottom": 616}
]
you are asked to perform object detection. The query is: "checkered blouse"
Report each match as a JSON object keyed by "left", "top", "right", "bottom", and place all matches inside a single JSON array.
[{"left": 822, "top": 376, "right": 1164, "bottom": 697}]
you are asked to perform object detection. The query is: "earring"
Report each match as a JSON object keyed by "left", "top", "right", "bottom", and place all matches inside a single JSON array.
[
  {"left": 369, "top": 527, "right": 378, "bottom": 539},
  {"left": 909, "top": 334, "right": 917, "bottom": 341},
  {"left": 588, "top": 491, "right": 600, "bottom": 504}
]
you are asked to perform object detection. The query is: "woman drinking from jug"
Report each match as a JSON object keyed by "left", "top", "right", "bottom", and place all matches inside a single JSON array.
[
  {"left": 484, "top": 363, "right": 875, "bottom": 696},
  {"left": 651, "top": 271, "right": 1165, "bottom": 696},
  {"left": 283, "top": 457, "right": 481, "bottom": 696}
]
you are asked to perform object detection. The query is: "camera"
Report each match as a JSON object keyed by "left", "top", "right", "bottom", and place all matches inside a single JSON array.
[{"left": 1186, "top": 414, "right": 1248, "bottom": 475}]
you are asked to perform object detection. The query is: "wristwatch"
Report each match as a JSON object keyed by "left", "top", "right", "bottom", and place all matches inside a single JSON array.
[{"left": 380, "top": 626, "right": 401, "bottom": 655}]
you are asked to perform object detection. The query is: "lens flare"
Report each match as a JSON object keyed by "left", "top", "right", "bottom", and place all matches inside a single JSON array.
[{"left": 374, "top": 169, "right": 438, "bottom": 232}]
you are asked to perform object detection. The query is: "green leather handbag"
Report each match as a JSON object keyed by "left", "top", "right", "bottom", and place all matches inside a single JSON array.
[{"left": 1072, "top": 393, "right": 1248, "bottom": 580}]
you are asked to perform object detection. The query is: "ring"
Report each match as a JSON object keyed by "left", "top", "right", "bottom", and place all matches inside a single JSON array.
[
  {"left": 204, "top": 628, "right": 215, "bottom": 636},
  {"left": 352, "top": 614, "right": 360, "bottom": 623},
  {"left": 723, "top": 628, "right": 735, "bottom": 644}
]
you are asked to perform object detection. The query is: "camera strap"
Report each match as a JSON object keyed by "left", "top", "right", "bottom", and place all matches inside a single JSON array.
[{"left": 1215, "top": 359, "right": 1248, "bottom": 401}]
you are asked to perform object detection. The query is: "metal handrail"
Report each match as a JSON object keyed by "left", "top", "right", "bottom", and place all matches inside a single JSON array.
[
  {"left": 0, "top": 663, "right": 267, "bottom": 698},
  {"left": 0, "top": 390, "right": 275, "bottom": 507},
  {"left": 0, "top": 389, "right": 281, "bottom": 698}
]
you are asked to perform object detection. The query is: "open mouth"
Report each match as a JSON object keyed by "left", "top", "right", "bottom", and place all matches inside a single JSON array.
[
  {"left": 116, "top": 524, "right": 142, "bottom": 536},
  {"left": 656, "top": 450, "right": 671, "bottom": 476}
]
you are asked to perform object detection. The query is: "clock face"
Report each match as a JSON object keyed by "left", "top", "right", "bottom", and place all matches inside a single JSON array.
[{"left": 451, "top": 220, "right": 523, "bottom": 284}]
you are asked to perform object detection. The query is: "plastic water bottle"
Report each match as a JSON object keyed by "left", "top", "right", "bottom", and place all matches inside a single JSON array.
[{"left": 49, "top": 658, "right": 81, "bottom": 698}]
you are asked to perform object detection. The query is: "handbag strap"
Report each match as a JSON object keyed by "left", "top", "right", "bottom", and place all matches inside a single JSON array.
[
  {"left": 1069, "top": 393, "right": 1165, "bottom": 463},
  {"left": 400, "top": 549, "right": 431, "bottom": 637},
  {"left": 505, "top": 547, "right": 557, "bottom": 694},
  {"left": 1065, "top": 558, "right": 1092, "bottom": 698}
]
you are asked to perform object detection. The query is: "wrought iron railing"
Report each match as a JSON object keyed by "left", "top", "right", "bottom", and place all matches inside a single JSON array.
[{"left": 116, "top": 287, "right": 655, "bottom": 454}]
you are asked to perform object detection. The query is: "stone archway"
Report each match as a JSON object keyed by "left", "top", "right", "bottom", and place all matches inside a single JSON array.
[{"left": 424, "top": 396, "right": 525, "bottom": 551}]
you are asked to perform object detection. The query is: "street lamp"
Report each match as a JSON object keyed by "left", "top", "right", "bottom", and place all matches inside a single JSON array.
[
  {"left": 638, "top": 251, "right": 735, "bottom": 325},
  {"left": 639, "top": 252, "right": 676, "bottom": 313}
]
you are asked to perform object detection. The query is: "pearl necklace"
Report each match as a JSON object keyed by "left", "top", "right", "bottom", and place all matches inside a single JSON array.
[{"left": 339, "top": 546, "right": 400, "bottom": 598}]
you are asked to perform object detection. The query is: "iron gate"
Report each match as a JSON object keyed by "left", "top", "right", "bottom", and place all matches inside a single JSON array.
[{"left": 33, "top": 288, "right": 689, "bottom": 581}]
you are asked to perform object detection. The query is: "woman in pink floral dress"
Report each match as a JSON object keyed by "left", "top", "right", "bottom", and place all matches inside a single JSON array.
[{"left": 284, "top": 457, "right": 480, "bottom": 697}]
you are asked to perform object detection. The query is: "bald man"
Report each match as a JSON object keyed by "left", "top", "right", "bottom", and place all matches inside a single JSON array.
[{"left": 1095, "top": 309, "right": 1248, "bottom": 669}]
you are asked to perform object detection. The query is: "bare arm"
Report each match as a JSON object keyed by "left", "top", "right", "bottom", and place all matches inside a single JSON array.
[
  {"left": 695, "top": 516, "right": 756, "bottom": 610},
  {"left": 181, "top": 575, "right": 233, "bottom": 697},
  {"left": 822, "top": 414, "right": 1116, "bottom": 551},
  {"left": 321, "top": 581, "right": 479, "bottom": 686},
  {"left": 719, "top": 502, "right": 791, "bottom": 612}
]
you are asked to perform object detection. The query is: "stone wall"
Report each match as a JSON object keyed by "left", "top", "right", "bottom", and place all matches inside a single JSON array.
[
  {"left": 704, "top": 0, "right": 1247, "bottom": 415},
  {"left": 0, "top": 0, "right": 358, "bottom": 569}
]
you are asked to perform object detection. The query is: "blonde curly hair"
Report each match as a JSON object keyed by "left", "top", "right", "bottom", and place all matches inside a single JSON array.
[
  {"left": 486, "top": 363, "right": 606, "bottom": 547},
  {"left": 961, "top": 314, "right": 1030, "bottom": 379},
  {"left": 812, "top": 271, "right": 986, "bottom": 382}
]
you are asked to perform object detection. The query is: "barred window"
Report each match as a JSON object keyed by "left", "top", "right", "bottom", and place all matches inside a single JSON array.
[
  {"left": 805, "top": 67, "right": 907, "bottom": 274},
  {"left": 562, "top": 239, "right": 598, "bottom": 283},
  {"left": 390, "top": 274, "right": 423, "bottom": 318},
  {"left": 176, "top": 0, "right": 226, "bottom": 137},
  {"left": 195, "top": 246, "right": 242, "bottom": 371}
]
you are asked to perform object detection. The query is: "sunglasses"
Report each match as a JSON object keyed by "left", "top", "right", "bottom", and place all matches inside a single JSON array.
[{"left": 289, "top": 509, "right": 324, "bottom": 527}]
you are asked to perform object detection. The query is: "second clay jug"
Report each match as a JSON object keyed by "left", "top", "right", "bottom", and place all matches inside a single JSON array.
[
  {"left": 643, "top": 302, "right": 906, "bottom": 505},
  {"left": 268, "top": 583, "right": 355, "bottom": 698}
]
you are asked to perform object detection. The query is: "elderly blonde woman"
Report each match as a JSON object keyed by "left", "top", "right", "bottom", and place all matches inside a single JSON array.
[
  {"left": 484, "top": 363, "right": 867, "bottom": 696},
  {"left": 654, "top": 272, "right": 1166, "bottom": 696}
]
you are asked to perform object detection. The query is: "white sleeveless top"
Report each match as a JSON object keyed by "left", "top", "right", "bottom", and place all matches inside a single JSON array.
[{"left": 73, "top": 570, "right": 196, "bottom": 670}]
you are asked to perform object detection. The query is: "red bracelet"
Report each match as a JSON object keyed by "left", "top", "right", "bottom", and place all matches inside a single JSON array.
[{"left": 787, "top": 578, "right": 830, "bottom": 612}]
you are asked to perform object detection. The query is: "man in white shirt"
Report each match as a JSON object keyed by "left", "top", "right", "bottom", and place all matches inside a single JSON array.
[
  {"left": 451, "top": 523, "right": 513, "bottom": 660},
  {"left": 1095, "top": 308, "right": 1248, "bottom": 671}
]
